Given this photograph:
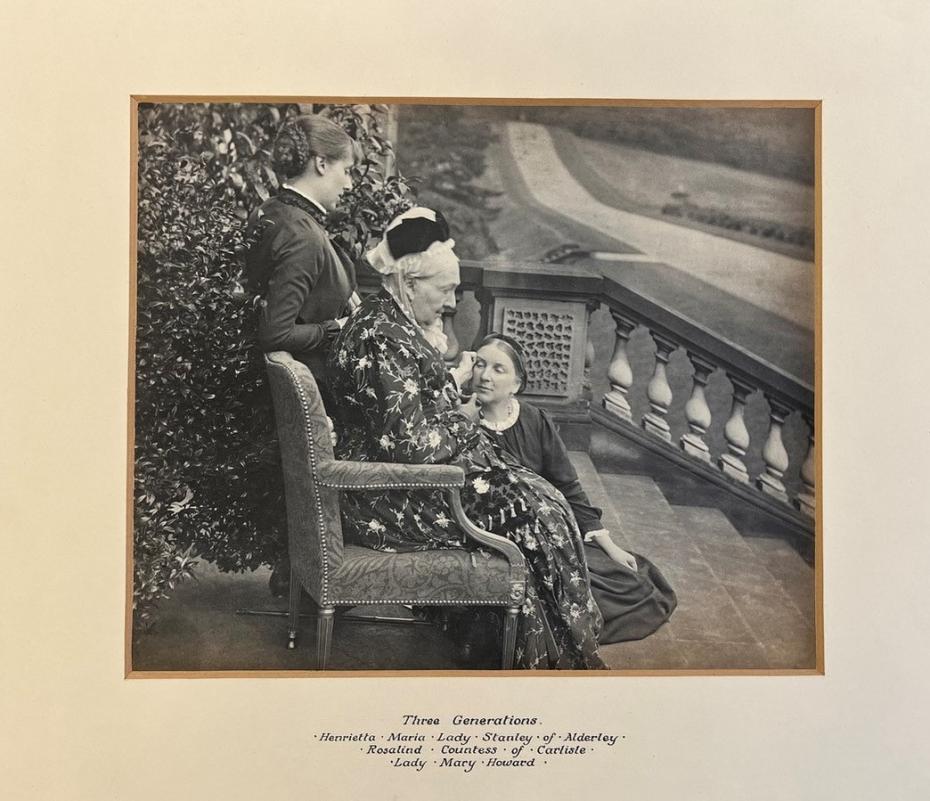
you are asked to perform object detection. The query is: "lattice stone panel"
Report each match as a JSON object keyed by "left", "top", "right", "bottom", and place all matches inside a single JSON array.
[{"left": 494, "top": 299, "right": 588, "bottom": 399}]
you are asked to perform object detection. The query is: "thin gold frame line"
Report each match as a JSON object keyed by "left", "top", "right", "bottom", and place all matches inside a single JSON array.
[
  {"left": 125, "top": 96, "right": 823, "bottom": 678},
  {"left": 131, "top": 94, "right": 820, "bottom": 108}
]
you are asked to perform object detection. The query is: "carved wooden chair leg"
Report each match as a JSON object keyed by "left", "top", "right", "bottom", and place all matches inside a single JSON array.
[
  {"left": 501, "top": 606, "right": 519, "bottom": 669},
  {"left": 286, "top": 564, "right": 300, "bottom": 650},
  {"left": 317, "top": 607, "right": 335, "bottom": 669}
]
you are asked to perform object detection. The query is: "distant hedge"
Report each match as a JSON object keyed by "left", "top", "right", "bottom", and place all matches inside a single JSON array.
[{"left": 483, "top": 106, "right": 815, "bottom": 186}]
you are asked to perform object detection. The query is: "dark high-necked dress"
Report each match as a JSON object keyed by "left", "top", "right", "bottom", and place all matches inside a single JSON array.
[
  {"left": 245, "top": 188, "right": 356, "bottom": 382},
  {"left": 483, "top": 402, "right": 677, "bottom": 644},
  {"left": 327, "top": 289, "right": 606, "bottom": 669}
]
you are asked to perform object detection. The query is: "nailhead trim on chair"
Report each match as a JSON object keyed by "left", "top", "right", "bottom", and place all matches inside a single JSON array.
[
  {"left": 332, "top": 599, "right": 519, "bottom": 606},
  {"left": 320, "top": 481, "right": 462, "bottom": 490},
  {"left": 278, "top": 359, "right": 334, "bottom": 604}
]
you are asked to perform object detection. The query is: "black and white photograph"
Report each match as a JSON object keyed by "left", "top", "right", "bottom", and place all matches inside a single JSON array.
[
  {"left": 130, "top": 99, "right": 819, "bottom": 673},
  {"left": 8, "top": 1, "right": 930, "bottom": 799}
]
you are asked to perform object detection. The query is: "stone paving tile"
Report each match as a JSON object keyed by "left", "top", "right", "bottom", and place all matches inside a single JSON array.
[
  {"left": 747, "top": 535, "right": 814, "bottom": 580},
  {"left": 623, "top": 534, "right": 704, "bottom": 563},
  {"left": 705, "top": 551, "right": 788, "bottom": 593},
  {"left": 601, "top": 634, "right": 689, "bottom": 670},
  {"left": 651, "top": 549, "right": 717, "bottom": 586},
  {"left": 761, "top": 631, "right": 817, "bottom": 670},
  {"left": 746, "top": 536, "right": 815, "bottom": 619},
  {"left": 663, "top": 580, "right": 756, "bottom": 644},
  {"left": 674, "top": 639, "right": 769, "bottom": 670},
  {"left": 776, "top": 571, "right": 816, "bottom": 620},
  {"left": 678, "top": 507, "right": 756, "bottom": 550},
  {"left": 724, "top": 585, "right": 812, "bottom": 644}
]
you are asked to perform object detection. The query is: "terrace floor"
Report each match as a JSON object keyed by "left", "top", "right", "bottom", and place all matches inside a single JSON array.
[{"left": 132, "top": 431, "right": 816, "bottom": 674}]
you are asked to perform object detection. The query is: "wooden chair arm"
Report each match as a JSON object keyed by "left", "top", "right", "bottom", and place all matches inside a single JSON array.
[{"left": 447, "top": 488, "right": 527, "bottom": 603}]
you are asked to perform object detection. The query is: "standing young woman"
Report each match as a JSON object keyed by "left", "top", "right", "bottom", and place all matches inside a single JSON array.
[
  {"left": 246, "top": 114, "right": 360, "bottom": 596},
  {"left": 246, "top": 114, "right": 361, "bottom": 382},
  {"left": 469, "top": 334, "right": 677, "bottom": 644}
]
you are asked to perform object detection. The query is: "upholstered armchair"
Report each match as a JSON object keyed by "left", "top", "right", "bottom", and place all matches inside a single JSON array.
[{"left": 264, "top": 352, "right": 527, "bottom": 670}]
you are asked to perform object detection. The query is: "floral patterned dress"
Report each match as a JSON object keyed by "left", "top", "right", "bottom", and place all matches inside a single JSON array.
[{"left": 327, "top": 289, "right": 605, "bottom": 669}]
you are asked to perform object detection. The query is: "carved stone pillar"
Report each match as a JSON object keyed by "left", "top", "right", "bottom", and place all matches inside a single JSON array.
[
  {"left": 603, "top": 312, "right": 636, "bottom": 422},
  {"left": 718, "top": 376, "right": 753, "bottom": 483},
  {"left": 756, "top": 397, "right": 791, "bottom": 502},
  {"left": 795, "top": 417, "right": 816, "bottom": 517},
  {"left": 642, "top": 332, "right": 676, "bottom": 442},
  {"left": 681, "top": 353, "right": 714, "bottom": 461},
  {"left": 486, "top": 296, "right": 589, "bottom": 404}
]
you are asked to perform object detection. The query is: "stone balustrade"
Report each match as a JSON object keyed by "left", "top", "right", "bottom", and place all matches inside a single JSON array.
[{"left": 357, "top": 258, "right": 816, "bottom": 529}]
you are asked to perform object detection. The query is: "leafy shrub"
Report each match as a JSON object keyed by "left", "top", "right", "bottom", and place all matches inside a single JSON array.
[
  {"left": 133, "top": 102, "right": 414, "bottom": 632},
  {"left": 396, "top": 105, "right": 501, "bottom": 260}
]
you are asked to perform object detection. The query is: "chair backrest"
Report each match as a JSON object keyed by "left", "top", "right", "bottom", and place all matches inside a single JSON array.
[{"left": 264, "top": 352, "right": 344, "bottom": 603}]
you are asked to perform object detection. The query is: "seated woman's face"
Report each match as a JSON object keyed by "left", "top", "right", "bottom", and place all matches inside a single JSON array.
[
  {"left": 473, "top": 343, "right": 522, "bottom": 405},
  {"left": 409, "top": 261, "right": 460, "bottom": 327}
]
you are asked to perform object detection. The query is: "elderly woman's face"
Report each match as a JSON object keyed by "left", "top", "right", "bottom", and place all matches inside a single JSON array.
[
  {"left": 473, "top": 343, "right": 522, "bottom": 406},
  {"left": 408, "top": 261, "right": 460, "bottom": 327}
]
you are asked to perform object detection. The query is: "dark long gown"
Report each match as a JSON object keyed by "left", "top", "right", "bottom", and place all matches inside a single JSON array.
[
  {"left": 483, "top": 402, "right": 677, "bottom": 644},
  {"left": 327, "top": 289, "right": 606, "bottom": 669}
]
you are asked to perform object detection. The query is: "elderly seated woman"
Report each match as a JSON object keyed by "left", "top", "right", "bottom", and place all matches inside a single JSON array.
[
  {"left": 327, "top": 207, "right": 606, "bottom": 669},
  {"left": 468, "top": 333, "right": 677, "bottom": 644}
]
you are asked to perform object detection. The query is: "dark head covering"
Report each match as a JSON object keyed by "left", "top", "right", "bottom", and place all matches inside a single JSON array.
[{"left": 386, "top": 210, "right": 450, "bottom": 260}]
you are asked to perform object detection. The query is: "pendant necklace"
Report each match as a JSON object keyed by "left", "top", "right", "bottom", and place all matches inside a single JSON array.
[{"left": 479, "top": 398, "right": 519, "bottom": 432}]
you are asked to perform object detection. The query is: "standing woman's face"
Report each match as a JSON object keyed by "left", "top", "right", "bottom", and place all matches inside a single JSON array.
[
  {"left": 313, "top": 152, "right": 355, "bottom": 211},
  {"left": 472, "top": 343, "right": 522, "bottom": 406}
]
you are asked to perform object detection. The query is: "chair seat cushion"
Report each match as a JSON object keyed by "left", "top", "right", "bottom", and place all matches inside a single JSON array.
[{"left": 330, "top": 545, "right": 515, "bottom": 605}]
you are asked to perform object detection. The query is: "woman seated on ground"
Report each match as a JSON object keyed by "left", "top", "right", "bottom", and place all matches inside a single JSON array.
[
  {"left": 466, "top": 334, "right": 677, "bottom": 644},
  {"left": 327, "top": 207, "right": 606, "bottom": 670}
]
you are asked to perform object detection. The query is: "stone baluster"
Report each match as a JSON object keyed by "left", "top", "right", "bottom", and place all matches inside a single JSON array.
[
  {"left": 756, "top": 397, "right": 791, "bottom": 502},
  {"left": 795, "top": 417, "right": 816, "bottom": 517},
  {"left": 718, "top": 376, "right": 753, "bottom": 483},
  {"left": 603, "top": 312, "right": 636, "bottom": 422},
  {"left": 642, "top": 333, "right": 676, "bottom": 442},
  {"left": 680, "top": 353, "right": 714, "bottom": 462}
]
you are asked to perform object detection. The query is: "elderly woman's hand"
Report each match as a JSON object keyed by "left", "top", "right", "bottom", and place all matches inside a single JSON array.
[
  {"left": 459, "top": 394, "right": 481, "bottom": 420},
  {"left": 450, "top": 350, "right": 477, "bottom": 388},
  {"left": 457, "top": 350, "right": 477, "bottom": 374},
  {"left": 326, "top": 416, "right": 338, "bottom": 448}
]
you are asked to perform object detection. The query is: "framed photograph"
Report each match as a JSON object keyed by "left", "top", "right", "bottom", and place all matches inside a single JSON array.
[
  {"left": 128, "top": 98, "right": 821, "bottom": 677},
  {"left": 6, "top": 2, "right": 929, "bottom": 800}
]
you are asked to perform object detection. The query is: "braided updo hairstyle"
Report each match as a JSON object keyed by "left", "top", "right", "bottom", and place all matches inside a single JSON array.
[{"left": 271, "top": 114, "right": 357, "bottom": 180}]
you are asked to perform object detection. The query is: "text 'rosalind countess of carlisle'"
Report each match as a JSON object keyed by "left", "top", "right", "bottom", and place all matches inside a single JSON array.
[{"left": 313, "top": 714, "right": 624, "bottom": 773}]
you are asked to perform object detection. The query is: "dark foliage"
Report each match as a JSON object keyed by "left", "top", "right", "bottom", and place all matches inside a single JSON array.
[
  {"left": 396, "top": 105, "right": 501, "bottom": 260},
  {"left": 133, "top": 102, "right": 414, "bottom": 632}
]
